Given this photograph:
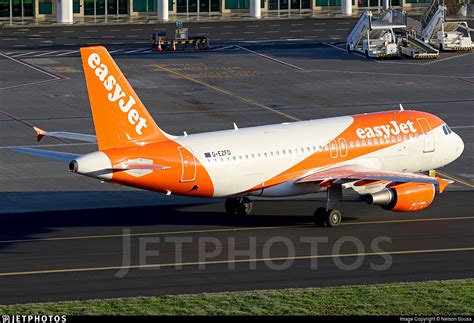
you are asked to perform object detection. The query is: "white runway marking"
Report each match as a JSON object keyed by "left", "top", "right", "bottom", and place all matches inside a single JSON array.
[
  {"left": 0, "top": 53, "right": 62, "bottom": 80},
  {"left": 451, "top": 125, "right": 474, "bottom": 129},
  {"left": 10, "top": 51, "right": 38, "bottom": 57},
  {"left": 34, "top": 51, "right": 58, "bottom": 57},
  {"left": 236, "top": 45, "right": 304, "bottom": 71},
  {"left": 56, "top": 50, "right": 80, "bottom": 56}
]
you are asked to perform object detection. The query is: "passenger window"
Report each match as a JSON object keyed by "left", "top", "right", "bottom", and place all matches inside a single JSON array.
[
  {"left": 282, "top": 150, "right": 286, "bottom": 155},
  {"left": 362, "top": 140, "right": 366, "bottom": 146},
  {"left": 356, "top": 141, "right": 360, "bottom": 148},
  {"left": 373, "top": 138, "right": 378, "bottom": 145},
  {"left": 367, "top": 139, "right": 372, "bottom": 146},
  {"left": 403, "top": 135, "right": 407, "bottom": 141},
  {"left": 233, "top": 156, "right": 237, "bottom": 161},
  {"left": 397, "top": 135, "right": 402, "bottom": 142},
  {"left": 391, "top": 136, "right": 396, "bottom": 143},
  {"left": 324, "top": 145, "right": 329, "bottom": 151},
  {"left": 350, "top": 141, "right": 354, "bottom": 148},
  {"left": 409, "top": 134, "right": 413, "bottom": 139},
  {"left": 270, "top": 152, "right": 274, "bottom": 157}
]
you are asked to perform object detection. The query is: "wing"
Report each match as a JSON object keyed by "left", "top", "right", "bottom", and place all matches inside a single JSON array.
[
  {"left": 34, "top": 127, "right": 97, "bottom": 143},
  {"left": 296, "top": 165, "right": 451, "bottom": 193},
  {"left": 11, "top": 147, "right": 81, "bottom": 162}
]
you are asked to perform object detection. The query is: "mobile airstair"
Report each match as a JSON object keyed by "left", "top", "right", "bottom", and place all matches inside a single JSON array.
[
  {"left": 420, "top": 0, "right": 472, "bottom": 51},
  {"left": 346, "top": 10, "right": 403, "bottom": 58}
]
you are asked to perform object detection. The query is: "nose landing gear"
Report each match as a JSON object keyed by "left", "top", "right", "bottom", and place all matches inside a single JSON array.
[{"left": 225, "top": 197, "right": 253, "bottom": 216}]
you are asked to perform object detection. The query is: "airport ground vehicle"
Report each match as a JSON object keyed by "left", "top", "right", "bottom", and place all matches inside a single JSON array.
[
  {"left": 420, "top": 0, "right": 472, "bottom": 51},
  {"left": 13, "top": 47, "right": 464, "bottom": 227},
  {"left": 346, "top": 11, "right": 403, "bottom": 58},
  {"left": 346, "top": 9, "right": 440, "bottom": 59},
  {"left": 151, "top": 20, "right": 210, "bottom": 52}
]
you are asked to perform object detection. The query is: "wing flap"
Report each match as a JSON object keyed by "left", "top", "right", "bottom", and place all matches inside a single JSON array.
[{"left": 297, "top": 166, "right": 449, "bottom": 192}]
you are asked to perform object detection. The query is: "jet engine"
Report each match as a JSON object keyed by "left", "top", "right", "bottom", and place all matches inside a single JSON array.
[{"left": 366, "top": 182, "right": 435, "bottom": 212}]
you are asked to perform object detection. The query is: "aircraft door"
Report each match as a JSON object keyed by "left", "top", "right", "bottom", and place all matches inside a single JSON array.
[
  {"left": 417, "top": 118, "right": 435, "bottom": 153},
  {"left": 329, "top": 139, "right": 338, "bottom": 158},
  {"left": 178, "top": 146, "right": 196, "bottom": 182}
]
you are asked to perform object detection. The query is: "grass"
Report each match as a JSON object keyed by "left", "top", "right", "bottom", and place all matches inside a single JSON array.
[{"left": 1, "top": 279, "right": 473, "bottom": 315}]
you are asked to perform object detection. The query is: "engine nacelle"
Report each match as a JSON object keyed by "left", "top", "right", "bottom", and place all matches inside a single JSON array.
[
  {"left": 69, "top": 151, "right": 112, "bottom": 181},
  {"left": 366, "top": 182, "right": 435, "bottom": 212}
]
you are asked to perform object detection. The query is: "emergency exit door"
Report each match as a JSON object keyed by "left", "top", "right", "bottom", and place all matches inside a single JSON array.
[
  {"left": 178, "top": 146, "right": 196, "bottom": 182},
  {"left": 417, "top": 118, "right": 435, "bottom": 153}
]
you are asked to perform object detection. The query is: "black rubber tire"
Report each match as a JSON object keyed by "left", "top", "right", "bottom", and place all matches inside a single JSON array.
[
  {"left": 314, "top": 207, "right": 327, "bottom": 227},
  {"left": 326, "top": 209, "right": 342, "bottom": 227},
  {"left": 225, "top": 198, "right": 238, "bottom": 215},
  {"left": 236, "top": 197, "right": 253, "bottom": 216},
  {"left": 365, "top": 50, "right": 369, "bottom": 58}
]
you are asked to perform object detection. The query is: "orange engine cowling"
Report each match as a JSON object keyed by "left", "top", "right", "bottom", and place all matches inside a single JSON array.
[{"left": 366, "top": 182, "right": 435, "bottom": 212}]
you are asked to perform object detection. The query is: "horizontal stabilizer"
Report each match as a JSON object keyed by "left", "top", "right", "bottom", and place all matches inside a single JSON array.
[
  {"left": 34, "top": 127, "right": 97, "bottom": 143},
  {"left": 11, "top": 147, "right": 81, "bottom": 162}
]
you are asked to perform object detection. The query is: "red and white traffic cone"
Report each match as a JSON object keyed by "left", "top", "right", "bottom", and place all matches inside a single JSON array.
[
  {"left": 204, "top": 38, "right": 211, "bottom": 50},
  {"left": 172, "top": 41, "right": 177, "bottom": 52},
  {"left": 156, "top": 39, "right": 163, "bottom": 52},
  {"left": 194, "top": 40, "right": 199, "bottom": 50}
]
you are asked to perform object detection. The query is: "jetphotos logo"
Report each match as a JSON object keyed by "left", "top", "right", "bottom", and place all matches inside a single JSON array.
[
  {"left": 87, "top": 52, "right": 148, "bottom": 135},
  {"left": 356, "top": 120, "right": 418, "bottom": 139}
]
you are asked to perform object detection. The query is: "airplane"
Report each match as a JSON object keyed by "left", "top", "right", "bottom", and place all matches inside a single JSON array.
[{"left": 12, "top": 46, "right": 464, "bottom": 227}]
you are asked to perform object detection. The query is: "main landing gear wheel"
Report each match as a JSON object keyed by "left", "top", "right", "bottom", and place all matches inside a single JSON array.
[
  {"left": 225, "top": 197, "right": 253, "bottom": 216},
  {"left": 314, "top": 208, "right": 342, "bottom": 227},
  {"left": 313, "top": 207, "right": 327, "bottom": 227}
]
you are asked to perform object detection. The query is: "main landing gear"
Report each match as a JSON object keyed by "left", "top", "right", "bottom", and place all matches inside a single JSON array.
[
  {"left": 225, "top": 197, "right": 253, "bottom": 216},
  {"left": 314, "top": 184, "right": 343, "bottom": 227}
]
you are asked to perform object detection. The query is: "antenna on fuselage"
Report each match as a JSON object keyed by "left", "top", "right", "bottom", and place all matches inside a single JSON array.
[
  {"left": 233, "top": 123, "right": 239, "bottom": 130},
  {"left": 399, "top": 104, "right": 404, "bottom": 111}
]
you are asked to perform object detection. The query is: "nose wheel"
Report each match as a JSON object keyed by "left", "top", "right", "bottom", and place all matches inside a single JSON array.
[
  {"left": 225, "top": 197, "right": 253, "bottom": 216},
  {"left": 314, "top": 208, "right": 342, "bottom": 227}
]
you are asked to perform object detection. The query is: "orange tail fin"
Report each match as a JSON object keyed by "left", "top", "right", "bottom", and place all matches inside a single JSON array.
[{"left": 80, "top": 46, "right": 172, "bottom": 150}]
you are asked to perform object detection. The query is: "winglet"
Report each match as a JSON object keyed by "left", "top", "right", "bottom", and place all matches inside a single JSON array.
[
  {"left": 33, "top": 126, "right": 46, "bottom": 142},
  {"left": 436, "top": 177, "right": 450, "bottom": 193}
]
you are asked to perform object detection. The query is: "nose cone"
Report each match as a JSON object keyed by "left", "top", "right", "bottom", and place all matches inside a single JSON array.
[{"left": 456, "top": 133, "right": 464, "bottom": 157}]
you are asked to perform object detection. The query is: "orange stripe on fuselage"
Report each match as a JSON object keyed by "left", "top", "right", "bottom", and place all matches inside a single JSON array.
[
  {"left": 102, "top": 140, "right": 215, "bottom": 198},
  {"left": 249, "top": 110, "right": 444, "bottom": 191}
]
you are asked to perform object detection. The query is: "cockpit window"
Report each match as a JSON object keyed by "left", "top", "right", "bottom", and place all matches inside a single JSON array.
[
  {"left": 442, "top": 125, "right": 448, "bottom": 135},
  {"left": 443, "top": 124, "right": 453, "bottom": 135}
]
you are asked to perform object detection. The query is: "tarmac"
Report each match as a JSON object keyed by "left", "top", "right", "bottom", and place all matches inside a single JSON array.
[{"left": 0, "top": 21, "right": 473, "bottom": 304}]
